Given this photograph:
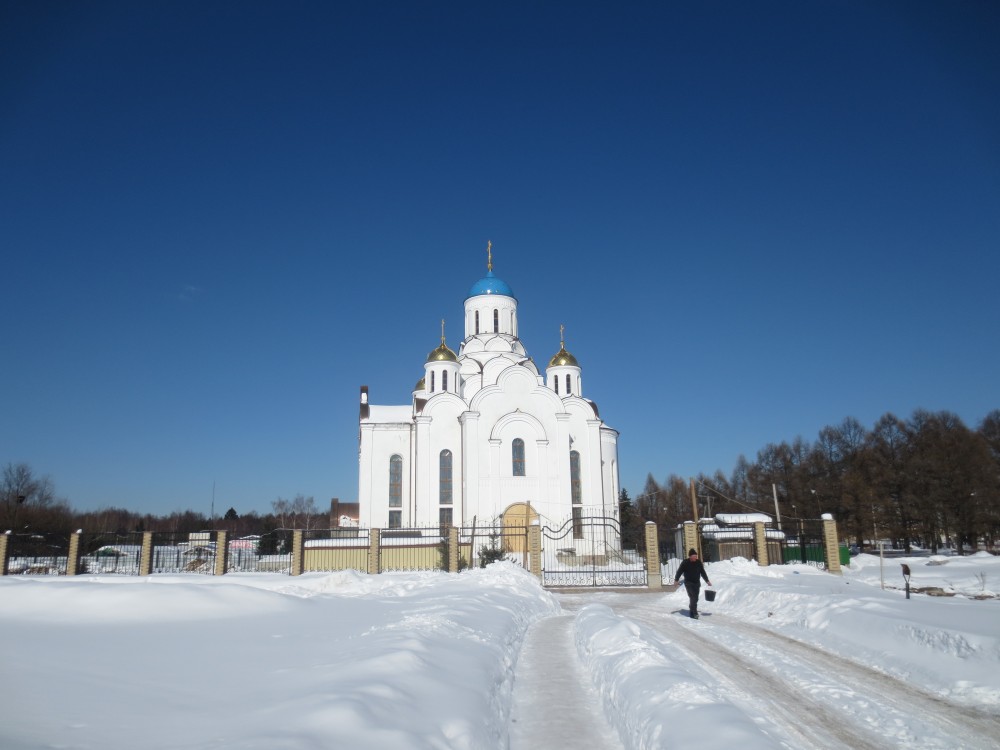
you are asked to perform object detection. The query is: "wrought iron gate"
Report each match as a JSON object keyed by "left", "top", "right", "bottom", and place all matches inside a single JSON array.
[{"left": 541, "top": 515, "right": 647, "bottom": 587}]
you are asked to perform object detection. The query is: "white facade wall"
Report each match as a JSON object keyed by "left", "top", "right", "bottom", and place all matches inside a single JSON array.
[{"left": 358, "top": 261, "right": 619, "bottom": 530}]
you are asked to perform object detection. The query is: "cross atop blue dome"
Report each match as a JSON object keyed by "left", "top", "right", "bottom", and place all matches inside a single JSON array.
[{"left": 466, "top": 240, "right": 516, "bottom": 300}]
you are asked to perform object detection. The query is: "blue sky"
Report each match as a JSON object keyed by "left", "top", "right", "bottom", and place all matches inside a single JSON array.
[{"left": 2, "top": 1, "right": 998, "bottom": 517}]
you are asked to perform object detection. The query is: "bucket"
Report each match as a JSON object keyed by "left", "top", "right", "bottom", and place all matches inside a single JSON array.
[{"left": 704, "top": 588, "right": 716, "bottom": 602}]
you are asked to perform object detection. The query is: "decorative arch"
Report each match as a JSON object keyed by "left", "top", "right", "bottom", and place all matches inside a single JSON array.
[{"left": 489, "top": 409, "right": 547, "bottom": 442}]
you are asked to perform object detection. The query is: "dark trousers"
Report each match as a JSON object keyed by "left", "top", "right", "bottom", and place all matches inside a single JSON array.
[{"left": 685, "top": 582, "right": 700, "bottom": 615}]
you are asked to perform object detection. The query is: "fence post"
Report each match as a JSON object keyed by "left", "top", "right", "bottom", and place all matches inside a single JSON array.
[
  {"left": 682, "top": 521, "right": 700, "bottom": 559},
  {"left": 448, "top": 526, "right": 460, "bottom": 573},
  {"left": 214, "top": 530, "right": 228, "bottom": 576},
  {"left": 66, "top": 530, "right": 82, "bottom": 576},
  {"left": 527, "top": 522, "right": 542, "bottom": 579},
  {"left": 0, "top": 530, "right": 10, "bottom": 576},
  {"left": 368, "top": 528, "right": 381, "bottom": 574},
  {"left": 644, "top": 521, "right": 662, "bottom": 589},
  {"left": 822, "top": 514, "right": 842, "bottom": 574},
  {"left": 753, "top": 521, "right": 769, "bottom": 566},
  {"left": 139, "top": 531, "right": 154, "bottom": 576},
  {"left": 290, "top": 530, "right": 304, "bottom": 576}
]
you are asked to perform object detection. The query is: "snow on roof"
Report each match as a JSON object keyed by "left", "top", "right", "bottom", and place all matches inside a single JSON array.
[
  {"left": 366, "top": 405, "right": 413, "bottom": 423},
  {"left": 715, "top": 513, "right": 773, "bottom": 525}
]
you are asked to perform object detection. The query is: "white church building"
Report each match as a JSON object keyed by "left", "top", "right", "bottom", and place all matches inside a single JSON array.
[{"left": 357, "top": 244, "right": 620, "bottom": 531}]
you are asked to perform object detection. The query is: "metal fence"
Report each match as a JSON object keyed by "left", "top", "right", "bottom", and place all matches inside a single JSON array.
[
  {"left": 783, "top": 519, "right": 828, "bottom": 568},
  {"left": 302, "top": 528, "right": 368, "bottom": 573},
  {"left": 460, "top": 522, "right": 530, "bottom": 571},
  {"left": 150, "top": 531, "right": 217, "bottom": 574},
  {"left": 78, "top": 532, "right": 143, "bottom": 575},
  {"left": 540, "top": 516, "right": 647, "bottom": 587},
  {"left": 228, "top": 530, "right": 294, "bottom": 574},
  {"left": 6, "top": 531, "right": 70, "bottom": 575}
]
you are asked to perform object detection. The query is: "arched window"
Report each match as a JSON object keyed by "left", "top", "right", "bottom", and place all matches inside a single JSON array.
[
  {"left": 389, "top": 455, "right": 403, "bottom": 508},
  {"left": 512, "top": 438, "right": 525, "bottom": 476},
  {"left": 554, "top": 377, "right": 559, "bottom": 395},
  {"left": 439, "top": 449, "right": 453, "bottom": 505},
  {"left": 442, "top": 370, "right": 448, "bottom": 392},
  {"left": 493, "top": 309, "right": 499, "bottom": 332},
  {"left": 475, "top": 310, "right": 479, "bottom": 334},
  {"left": 430, "top": 371, "right": 435, "bottom": 393},
  {"left": 570, "top": 450, "right": 582, "bottom": 505},
  {"left": 566, "top": 374, "right": 571, "bottom": 394}
]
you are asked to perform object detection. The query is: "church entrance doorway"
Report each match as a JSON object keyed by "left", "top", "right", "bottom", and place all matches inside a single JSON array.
[
  {"left": 499, "top": 503, "right": 538, "bottom": 560},
  {"left": 541, "top": 515, "right": 647, "bottom": 587}
]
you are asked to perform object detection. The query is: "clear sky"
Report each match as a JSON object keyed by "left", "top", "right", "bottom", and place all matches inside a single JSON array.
[{"left": 2, "top": 1, "right": 998, "bottom": 517}]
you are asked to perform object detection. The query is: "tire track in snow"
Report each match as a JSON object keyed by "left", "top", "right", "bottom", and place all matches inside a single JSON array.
[
  {"left": 593, "top": 593, "right": 1000, "bottom": 750},
  {"left": 623, "top": 608, "right": 885, "bottom": 750},
  {"left": 708, "top": 613, "right": 1000, "bottom": 746}
]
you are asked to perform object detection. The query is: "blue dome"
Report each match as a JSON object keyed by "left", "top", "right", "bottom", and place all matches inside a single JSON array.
[{"left": 467, "top": 270, "right": 515, "bottom": 299}]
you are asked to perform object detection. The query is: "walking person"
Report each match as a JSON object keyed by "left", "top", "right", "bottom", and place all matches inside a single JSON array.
[{"left": 674, "top": 548, "right": 712, "bottom": 619}]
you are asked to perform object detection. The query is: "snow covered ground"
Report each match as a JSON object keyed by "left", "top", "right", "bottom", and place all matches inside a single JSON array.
[{"left": 1, "top": 553, "right": 998, "bottom": 749}]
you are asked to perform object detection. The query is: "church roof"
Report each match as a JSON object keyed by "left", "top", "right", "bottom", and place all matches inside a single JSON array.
[
  {"left": 467, "top": 270, "right": 515, "bottom": 300},
  {"left": 426, "top": 342, "right": 458, "bottom": 362},
  {"left": 548, "top": 346, "right": 579, "bottom": 368}
]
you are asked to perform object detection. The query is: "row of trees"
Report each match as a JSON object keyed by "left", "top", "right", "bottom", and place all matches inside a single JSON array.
[
  {"left": 621, "top": 409, "right": 1000, "bottom": 555},
  {"left": 7, "top": 407, "right": 998, "bottom": 555},
  {"left": 0, "top": 463, "right": 328, "bottom": 540}
]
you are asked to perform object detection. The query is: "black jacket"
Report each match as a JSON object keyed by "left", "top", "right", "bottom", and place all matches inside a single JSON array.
[{"left": 674, "top": 558, "right": 710, "bottom": 586}]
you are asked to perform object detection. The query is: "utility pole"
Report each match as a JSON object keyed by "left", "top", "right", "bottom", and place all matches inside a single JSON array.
[
  {"left": 689, "top": 478, "right": 701, "bottom": 558},
  {"left": 772, "top": 484, "right": 782, "bottom": 532}
]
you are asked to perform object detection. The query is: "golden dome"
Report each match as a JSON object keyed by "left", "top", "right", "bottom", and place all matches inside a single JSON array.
[
  {"left": 548, "top": 346, "right": 579, "bottom": 367},
  {"left": 414, "top": 376, "right": 426, "bottom": 391},
  {"left": 427, "top": 342, "right": 457, "bottom": 363}
]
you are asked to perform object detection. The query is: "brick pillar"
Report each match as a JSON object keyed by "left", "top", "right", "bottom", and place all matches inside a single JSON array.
[
  {"left": 139, "top": 532, "right": 154, "bottom": 576},
  {"left": 448, "top": 526, "right": 459, "bottom": 573},
  {"left": 527, "top": 523, "right": 542, "bottom": 579},
  {"left": 290, "top": 530, "right": 304, "bottom": 576},
  {"left": 682, "top": 521, "right": 700, "bottom": 559},
  {"left": 0, "top": 530, "right": 10, "bottom": 576},
  {"left": 214, "top": 531, "right": 228, "bottom": 576},
  {"left": 368, "top": 528, "right": 380, "bottom": 575},
  {"left": 644, "top": 521, "right": 662, "bottom": 589},
  {"left": 822, "top": 516, "right": 842, "bottom": 574},
  {"left": 67, "top": 531, "right": 82, "bottom": 576},
  {"left": 753, "top": 521, "right": 769, "bottom": 566}
]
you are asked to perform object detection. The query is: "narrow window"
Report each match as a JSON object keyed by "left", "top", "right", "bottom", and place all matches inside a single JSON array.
[
  {"left": 566, "top": 374, "right": 571, "bottom": 394},
  {"left": 475, "top": 310, "right": 479, "bottom": 334},
  {"left": 572, "top": 507, "right": 583, "bottom": 539},
  {"left": 439, "top": 507, "right": 453, "bottom": 529},
  {"left": 554, "top": 377, "right": 559, "bottom": 395},
  {"left": 493, "top": 309, "right": 498, "bottom": 332},
  {"left": 512, "top": 438, "right": 525, "bottom": 476},
  {"left": 430, "top": 371, "right": 435, "bottom": 393},
  {"left": 570, "top": 450, "right": 582, "bottom": 505},
  {"left": 389, "top": 455, "right": 403, "bottom": 507},
  {"left": 439, "top": 449, "right": 453, "bottom": 505},
  {"left": 389, "top": 510, "right": 402, "bottom": 529},
  {"left": 442, "top": 370, "right": 448, "bottom": 392}
]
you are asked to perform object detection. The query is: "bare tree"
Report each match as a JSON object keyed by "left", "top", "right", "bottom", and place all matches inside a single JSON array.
[
  {"left": 2, "top": 462, "right": 56, "bottom": 530},
  {"left": 272, "top": 494, "right": 319, "bottom": 530}
]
